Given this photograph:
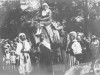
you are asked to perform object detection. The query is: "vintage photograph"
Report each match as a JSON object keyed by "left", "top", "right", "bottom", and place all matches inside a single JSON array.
[{"left": 0, "top": 0, "right": 100, "bottom": 75}]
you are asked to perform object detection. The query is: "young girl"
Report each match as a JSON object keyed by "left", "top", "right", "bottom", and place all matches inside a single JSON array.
[
  {"left": 3, "top": 41, "right": 11, "bottom": 69},
  {"left": 10, "top": 51, "right": 16, "bottom": 69}
]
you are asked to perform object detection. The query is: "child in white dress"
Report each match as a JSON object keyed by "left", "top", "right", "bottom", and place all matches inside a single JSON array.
[{"left": 10, "top": 51, "right": 16, "bottom": 69}]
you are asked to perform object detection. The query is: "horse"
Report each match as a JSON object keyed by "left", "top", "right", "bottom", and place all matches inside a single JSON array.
[
  {"left": 29, "top": 18, "right": 68, "bottom": 64},
  {"left": 20, "top": 12, "right": 68, "bottom": 64}
]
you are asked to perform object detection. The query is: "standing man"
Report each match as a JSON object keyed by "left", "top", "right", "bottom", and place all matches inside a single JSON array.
[
  {"left": 15, "top": 33, "right": 32, "bottom": 75},
  {"left": 89, "top": 36, "right": 100, "bottom": 72},
  {"left": 67, "top": 31, "right": 83, "bottom": 67},
  {"left": 39, "top": 33, "right": 53, "bottom": 74}
]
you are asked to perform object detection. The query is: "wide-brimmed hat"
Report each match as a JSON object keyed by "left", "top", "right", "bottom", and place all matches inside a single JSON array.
[
  {"left": 42, "top": 3, "right": 49, "bottom": 8},
  {"left": 69, "top": 31, "right": 77, "bottom": 37},
  {"left": 77, "top": 32, "right": 84, "bottom": 36},
  {"left": 19, "top": 33, "right": 26, "bottom": 37}
]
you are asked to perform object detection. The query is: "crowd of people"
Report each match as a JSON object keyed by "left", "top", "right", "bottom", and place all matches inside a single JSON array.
[
  {"left": 2, "top": 33, "right": 32, "bottom": 75},
  {"left": 1, "top": 0, "right": 100, "bottom": 75}
]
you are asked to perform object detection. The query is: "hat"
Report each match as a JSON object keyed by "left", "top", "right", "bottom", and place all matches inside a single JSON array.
[
  {"left": 11, "top": 50, "right": 15, "bottom": 53},
  {"left": 70, "top": 31, "right": 77, "bottom": 36},
  {"left": 77, "top": 32, "right": 84, "bottom": 36},
  {"left": 43, "top": 3, "right": 48, "bottom": 6},
  {"left": 42, "top": 3, "right": 49, "bottom": 8},
  {"left": 19, "top": 33, "right": 26, "bottom": 37},
  {"left": 92, "top": 35, "right": 96, "bottom": 39}
]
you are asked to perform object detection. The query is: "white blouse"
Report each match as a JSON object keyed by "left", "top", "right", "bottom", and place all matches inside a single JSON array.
[{"left": 42, "top": 9, "right": 51, "bottom": 17}]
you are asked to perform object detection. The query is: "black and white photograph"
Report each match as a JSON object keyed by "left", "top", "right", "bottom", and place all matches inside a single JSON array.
[{"left": 0, "top": 0, "right": 100, "bottom": 75}]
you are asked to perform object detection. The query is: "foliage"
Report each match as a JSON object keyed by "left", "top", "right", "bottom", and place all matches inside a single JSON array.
[{"left": 1, "top": 0, "right": 100, "bottom": 39}]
